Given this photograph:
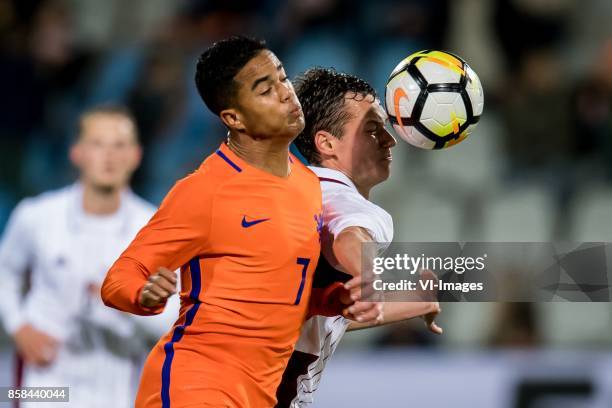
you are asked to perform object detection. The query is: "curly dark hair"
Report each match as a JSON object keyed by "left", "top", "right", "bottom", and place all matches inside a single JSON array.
[
  {"left": 293, "top": 68, "right": 376, "bottom": 165},
  {"left": 195, "top": 36, "right": 267, "bottom": 115}
]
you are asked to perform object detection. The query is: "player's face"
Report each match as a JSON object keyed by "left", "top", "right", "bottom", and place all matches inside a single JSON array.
[
  {"left": 334, "top": 95, "right": 397, "bottom": 190},
  {"left": 230, "top": 50, "right": 305, "bottom": 141},
  {"left": 70, "top": 113, "right": 141, "bottom": 191}
]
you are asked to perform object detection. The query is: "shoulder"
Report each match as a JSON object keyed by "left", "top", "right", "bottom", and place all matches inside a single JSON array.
[
  {"left": 156, "top": 165, "right": 227, "bottom": 217},
  {"left": 172, "top": 148, "right": 247, "bottom": 195},
  {"left": 200, "top": 147, "right": 245, "bottom": 181},
  {"left": 323, "top": 189, "right": 394, "bottom": 243},
  {"left": 4, "top": 186, "right": 72, "bottom": 233},
  {"left": 17, "top": 185, "right": 73, "bottom": 217},
  {"left": 170, "top": 148, "right": 235, "bottom": 195},
  {"left": 292, "top": 156, "right": 322, "bottom": 193},
  {"left": 156, "top": 146, "right": 261, "bottom": 219},
  {"left": 323, "top": 185, "right": 373, "bottom": 217},
  {"left": 294, "top": 157, "right": 319, "bottom": 182}
]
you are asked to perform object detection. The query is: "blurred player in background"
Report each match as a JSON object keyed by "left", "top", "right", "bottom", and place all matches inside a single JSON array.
[
  {"left": 276, "top": 68, "right": 443, "bottom": 407},
  {"left": 102, "top": 36, "right": 380, "bottom": 408},
  {"left": 0, "top": 105, "right": 179, "bottom": 407}
]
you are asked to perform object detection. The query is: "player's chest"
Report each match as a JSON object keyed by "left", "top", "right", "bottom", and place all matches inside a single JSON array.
[
  {"left": 32, "top": 221, "right": 135, "bottom": 282},
  {"left": 209, "top": 182, "right": 322, "bottom": 255}
]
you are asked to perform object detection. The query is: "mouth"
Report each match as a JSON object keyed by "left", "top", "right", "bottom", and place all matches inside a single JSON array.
[
  {"left": 382, "top": 152, "right": 392, "bottom": 161},
  {"left": 289, "top": 104, "right": 302, "bottom": 116}
]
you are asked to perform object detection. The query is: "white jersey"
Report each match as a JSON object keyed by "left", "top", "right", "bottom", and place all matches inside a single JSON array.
[
  {"left": 0, "top": 183, "right": 179, "bottom": 407},
  {"left": 276, "top": 167, "right": 393, "bottom": 408}
]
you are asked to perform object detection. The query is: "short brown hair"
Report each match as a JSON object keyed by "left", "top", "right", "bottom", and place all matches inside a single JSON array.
[
  {"left": 77, "top": 105, "right": 138, "bottom": 142},
  {"left": 293, "top": 68, "right": 376, "bottom": 165}
]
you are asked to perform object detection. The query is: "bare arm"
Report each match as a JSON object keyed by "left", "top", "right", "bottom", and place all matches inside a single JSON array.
[
  {"left": 347, "top": 301, "right": 442, "bottom": 333},
  {"left": 331, "top": 226, "right": 382, "bottom": 323},
  {"left": 332, "top": 226, "right": 377, "bottom": 278},
  {"left": 347, "top": 269, "right": 443, "bottom": 334}
]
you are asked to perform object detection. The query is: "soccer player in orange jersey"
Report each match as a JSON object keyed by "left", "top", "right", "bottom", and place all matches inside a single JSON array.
[{"left": 101, "top": 37, "right": 379, "bottom": 408}]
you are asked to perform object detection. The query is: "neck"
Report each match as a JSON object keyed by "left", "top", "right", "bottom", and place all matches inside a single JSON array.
[
  {"left": 227, "top": 132, "right": 291, "bottom": 178},
  {"left": 319, "top": 160, "right": 371, "bottom": 199},
  {"left": 356, "top": 184, "right": 371, "bottom": 200},
  {"left": 81, "top": 182, "right": 122, "bottom": 215}
]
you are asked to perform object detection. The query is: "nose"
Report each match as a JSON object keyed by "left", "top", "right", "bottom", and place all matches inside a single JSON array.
[
  {"left": 379, "top": 127, "right": 397, "bottom": 148},
  {"left": 278, "top": 80, "right": 293, "bottom": 103},
  {"left": 101, "top": 143, "right": 114, "bottom": 156}
]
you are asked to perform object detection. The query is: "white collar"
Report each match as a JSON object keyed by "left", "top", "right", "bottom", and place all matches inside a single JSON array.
[
  {"left": 308, "top": 166, "right": 357, "bottom": 191},
  {"left": 67, "top": 182, "right": 131, "bottom": 234}
]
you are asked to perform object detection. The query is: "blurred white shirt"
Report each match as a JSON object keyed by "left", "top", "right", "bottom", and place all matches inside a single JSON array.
[{"left": 0, "top": 183, "right": 179, "bottom": 407}]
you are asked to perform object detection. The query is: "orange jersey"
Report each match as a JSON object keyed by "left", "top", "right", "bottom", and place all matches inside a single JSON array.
[{"left": 101, "top": 142, "right": 322, "bottom": 407}]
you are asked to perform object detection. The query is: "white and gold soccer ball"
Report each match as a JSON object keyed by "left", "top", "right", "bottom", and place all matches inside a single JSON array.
[{"left": 385, "top": 50, "right": 484, "bottom": 149}]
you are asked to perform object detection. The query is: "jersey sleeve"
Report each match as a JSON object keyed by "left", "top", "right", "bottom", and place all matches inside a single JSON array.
[
  {"left": 323, "top": 189, "right": 393, "bottom": 243},
  {"left": 307, "top": 282, "right": 347, "bottom": 318},
  {"left": 0, "top": 200, "right": 35, "bottom": 334},
  {"left": 101, "top": 175, "right": 213, "bottom": 315}
]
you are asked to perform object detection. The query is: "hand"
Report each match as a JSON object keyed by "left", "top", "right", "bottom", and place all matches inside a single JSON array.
[
  {"left": 343, "top": 301, "right": 384, "bottom": 324},
  {"left": 13, "top": 324, "right": 59, "bottom": 366},
  {"left": 423, "top": 302, "right": 443, "bottom": 335},
  {"left": 418, "top": 269, "right": 443, "bottom": 334},
  {"left": 86, "top": 282, "right": 101, "bottom": 297},
  {"left": 139, "top": 267, "right": 177, "bottom": 308},
  {"left": 342, "top": 275, "right": 384, "bottom": 324},
  {"left": 343, "top": 274, "right": 381, "bottom": 304}
]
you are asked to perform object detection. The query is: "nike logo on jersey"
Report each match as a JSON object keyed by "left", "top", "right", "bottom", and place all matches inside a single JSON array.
[{"left": 241, "top": 216, "right": 270, "bottom": 228}]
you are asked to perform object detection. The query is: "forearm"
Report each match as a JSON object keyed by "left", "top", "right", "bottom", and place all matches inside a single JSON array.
[
  {"left": 0, "top": 203, "right": 33, "bottom": 335},
  {"left": 332, "top": 227, "right": 376, "bottom": 278},
  {"left": 0, "top": 272, "right": 26, "bottom": 335},
  {"left": 101, "top": 256, "right": 166, "bottom": 316},
  {"left": 347, "top": 301, "right": 437, "bottom": 331},
  {"left": 305, "top": 228, "right": 371, "bottom": 318}
]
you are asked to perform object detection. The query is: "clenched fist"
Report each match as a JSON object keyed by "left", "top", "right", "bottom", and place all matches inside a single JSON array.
[
  {"left": 342, "top": 274, "right": 384, "bottom": 324},
  {"left": 139, "top": 267, "right": 177, "bottom": 308}
]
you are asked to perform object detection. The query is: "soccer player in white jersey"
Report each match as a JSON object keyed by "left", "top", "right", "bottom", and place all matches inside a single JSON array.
[
  {"left": 276, "top": 68, "right": 443, "bottom": 407},
  {"left": 0, "top": 106, "right": 178, "bottom": 407}
]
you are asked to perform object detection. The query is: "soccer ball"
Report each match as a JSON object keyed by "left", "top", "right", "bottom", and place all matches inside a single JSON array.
[{"left": 385, "top": 50, "right": 484, "bottom": 149}]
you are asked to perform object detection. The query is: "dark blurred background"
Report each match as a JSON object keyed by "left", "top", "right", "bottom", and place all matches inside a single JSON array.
[{"left": 0, "top": 0, "right": 611, "bottom": 406}]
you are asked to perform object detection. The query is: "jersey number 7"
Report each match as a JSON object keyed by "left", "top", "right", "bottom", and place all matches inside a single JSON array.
[{"left": 294, "top": 258, "right": 310, "bottom": 305}]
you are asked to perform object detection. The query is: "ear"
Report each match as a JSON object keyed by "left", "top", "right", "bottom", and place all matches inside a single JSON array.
[
  {"left": 314, "top": 130, "right": 336, "bottom": 160},
  {"left": 128, "top": 145, "right": 143, "bottom": 172},
  {"left": 219, "top": 108, "right": 246, "bottom": 132},
  {"left": 69, "top": 143, "right": 82, "bottom": 168}
]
